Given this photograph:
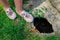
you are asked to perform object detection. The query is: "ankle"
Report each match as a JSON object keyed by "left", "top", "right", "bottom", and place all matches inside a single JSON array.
[
  {"left": 4, "top": 7, "right": 10, "bottom": 10},
  {"left": 16, "top": 9, "right": 23, "bottom": 13}
]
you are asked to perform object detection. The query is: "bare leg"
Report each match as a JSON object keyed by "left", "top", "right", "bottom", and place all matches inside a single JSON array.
[
  {"left": 0, "top": 0, "right": 9, "bottom": 9},
  {"left": 0, "top": 0, "right": 16, "bottom": 19},
  {"left": 14, "top": 0, "right": 33, "bottom": 22},
  {"left": 14, "top": 0, "right": 23, "bottom": 13}
]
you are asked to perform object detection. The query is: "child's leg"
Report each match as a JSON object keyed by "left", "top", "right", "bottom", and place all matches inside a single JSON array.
[
  {"left": 0, "top": 0, "right": 9, "bottom": 9},
  {"left": 14, "top": 0, "right": 23, "bottom": 13},
  {"left": 14, "top": 0, "right": 33, "bottom": 22},
  {"left": 0, "top": 0, "right": 16, "bottom": 19}
]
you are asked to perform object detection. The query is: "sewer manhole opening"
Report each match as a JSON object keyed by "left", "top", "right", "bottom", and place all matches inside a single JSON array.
[{"left": 33, "top": 17, "right": 54, "bottom": 33}]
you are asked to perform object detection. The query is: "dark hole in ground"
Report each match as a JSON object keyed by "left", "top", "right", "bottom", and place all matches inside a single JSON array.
[{"left": 33, "top": 17, "right": 54, "bottom": 33}]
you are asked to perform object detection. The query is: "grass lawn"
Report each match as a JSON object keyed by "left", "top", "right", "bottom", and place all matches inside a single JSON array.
[{"left": 0, "top": 0, "right": 60, "bottom": 40}]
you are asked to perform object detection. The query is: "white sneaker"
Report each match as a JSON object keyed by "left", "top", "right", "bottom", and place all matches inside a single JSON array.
[
  {"left": 5, "top": 8, "right": 16, "bottom": 19},
  {"left": 19, "top": 11, "right": 34, "bottom": 22}
]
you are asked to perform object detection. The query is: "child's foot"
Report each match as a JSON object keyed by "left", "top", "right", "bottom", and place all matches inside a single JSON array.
[
  {"left": 17, "top": 10, "right": 34, "bottom": 22},
  {"left": 5, "top": 8, "right": 16, "bottom": 19}
]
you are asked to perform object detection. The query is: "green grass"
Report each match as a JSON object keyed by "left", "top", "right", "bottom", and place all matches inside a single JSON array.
[
  {"left": 0, "top": 0, "right": 28, "bottom": 40},
  {"left": 0, "top": 0, "right": 60, "bottom": 40},
  {"left": 0, "top": 4, "right": 27, "bottom": 40}
]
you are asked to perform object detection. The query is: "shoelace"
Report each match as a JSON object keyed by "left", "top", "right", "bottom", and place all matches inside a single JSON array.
[
  {"left": 7, "top": 8, "right": 13, "bottom": 16},
  {"left": 21, "top": 13, "right": 30, "bottom": 18},
  {"left": 25, "top": 14, "right": 30, "bottom": 18}
]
